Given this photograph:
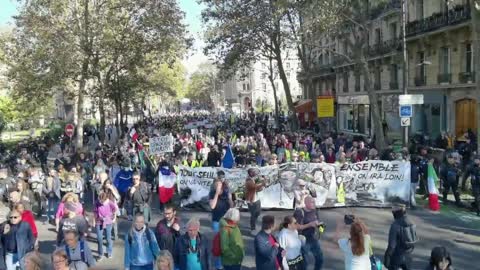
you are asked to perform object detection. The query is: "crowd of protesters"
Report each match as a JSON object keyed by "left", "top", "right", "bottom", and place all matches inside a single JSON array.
[{"left": 0, "top": 110, "right": 467, "bottom": 269}]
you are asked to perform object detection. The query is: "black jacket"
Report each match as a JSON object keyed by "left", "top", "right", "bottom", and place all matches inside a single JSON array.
[
  {"left": 384, "top": 215, "right": 414, "bottom": 268},
  {"left": 174, "top": 233, "right": 209, "bottom": 270},
  {"left": 155, "top": 218, "right": 181, "bottom": 255}
]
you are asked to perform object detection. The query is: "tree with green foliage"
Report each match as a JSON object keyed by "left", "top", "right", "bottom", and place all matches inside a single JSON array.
[
  {"left": 200, "top": 0, "right": 300, "bottom": 129},
  {"left": 185, "top": 63, "right": 217, "bottom": 107},
  {"left": 282, "top": 0, "right": 390, "bottom": 150},
  {"left": 2, "top": 0, "right": 189, "bottom": 146}
]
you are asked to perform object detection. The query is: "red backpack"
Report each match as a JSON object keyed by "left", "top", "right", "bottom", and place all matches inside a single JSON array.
[
  {"left": 212, "top": 227, "right": 231, "bottom": 257},
  {"left": 212, "top": 232, "right": 222, "bottom": 257}
]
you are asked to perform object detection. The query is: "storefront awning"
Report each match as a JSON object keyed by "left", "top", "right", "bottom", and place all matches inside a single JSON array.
[{"left": 294, "top": 99, "right": 313, "bottom": 113}]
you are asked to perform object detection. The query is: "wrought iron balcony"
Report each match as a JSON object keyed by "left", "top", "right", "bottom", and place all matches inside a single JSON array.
[
  {"left": 437, "top": 73, "right": 452, "bottom": 84},
  {"left": 406, "top": 4, "right": 471, "bottom": 37},
  {"left": 367, "top": 38, "right": 402, "bottom": 57},
  {"left": 369, "top": 0, "right": 401, "bottom": 19},
  {"left": 414, "top": 76, "right": 426, "bottom": 86},
  {"left": 311, "top": 64, "right": 335, "bottom": 75},
  {"left": 389, "top": 81, "right": 399, "bottom": 90},
  {"left": 459, "top": 72, "right": 476, "bottom": 83}
]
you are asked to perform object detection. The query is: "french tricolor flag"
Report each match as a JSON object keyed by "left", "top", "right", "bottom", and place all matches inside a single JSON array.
[
  {"left": 158, "top": 166, "right": 176, "bottom": 204},
  {"left": 129, "top": 128, "right": 139, "bottom": 141}
]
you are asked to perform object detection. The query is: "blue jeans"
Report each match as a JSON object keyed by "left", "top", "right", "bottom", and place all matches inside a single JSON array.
[
  {"left": 96, "top": 224, "right": 113, "bottom": 256},
  {"left": 304, "top": 239, "right": 323, "bottom": 270},
  {"left": 47, "top": 197, "right": 59, "bottom": 221},
  {"left": 130, "top": 264, "right": 153, "bottom": 270},
  {"left": 212, "top": 221, "right": 223, "bottom": 269}
]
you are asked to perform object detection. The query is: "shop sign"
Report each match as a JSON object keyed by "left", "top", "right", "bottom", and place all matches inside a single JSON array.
[
  {"left": 317, "top": 96, "right": 335, "bottom": 118},
  {"left": 337, "top": 95, "right": 370, "bottom": 105}
]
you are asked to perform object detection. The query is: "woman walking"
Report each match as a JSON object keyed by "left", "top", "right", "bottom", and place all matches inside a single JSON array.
[
  {"left": 93, "top": 192, "right": 117, "bottom": 260},
  {"left": 0, "top": 210, "right": 35, "bottom": 270},
  {"left": 278, "top": 216, "right": 305, "bottom": 270},
  {"left": 335, "top": 219, "right": 371, "bottom": 270}
]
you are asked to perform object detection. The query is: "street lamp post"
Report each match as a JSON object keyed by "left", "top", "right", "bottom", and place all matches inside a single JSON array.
[{"left": 401, "top": 0, "right": 409, "bottom": 147}]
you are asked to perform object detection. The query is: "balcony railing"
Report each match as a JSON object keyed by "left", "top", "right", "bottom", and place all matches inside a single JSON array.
[
  {"left": 414, "top": 76, "right": 426, "bottom": 86},
  {"left": 369, "top": 0, "right": 401, "bottom": 19},
  {"left": 459, "top": 72, "right": 476, "bottom": 83},
  {"left": 389, "top": 81, "right": 399, "bottom": 90},
  {"left": 406, "top": 4, "right": 471, "bottom": 37},
  {"left": 367, "top": 38, "right": 402, "bottom": 57},
  {"left": 437, "top": 73, "right": 452, "bottom": 84},
  {"left": 311, "top": 64, "right": 335, "bottom": 75}
]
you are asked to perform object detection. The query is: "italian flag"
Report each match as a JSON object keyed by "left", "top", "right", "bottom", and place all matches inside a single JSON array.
[
  {"left": 427, "top": 163, "right": 440, "bottom": 211},
  {"left": 158, "top": 166, "right": 176, "bottom": 204}
]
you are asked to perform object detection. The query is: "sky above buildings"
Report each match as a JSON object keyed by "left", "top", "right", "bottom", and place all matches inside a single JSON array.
[{"left": 0, "top": 0, "right": 209, "bottom": 74}]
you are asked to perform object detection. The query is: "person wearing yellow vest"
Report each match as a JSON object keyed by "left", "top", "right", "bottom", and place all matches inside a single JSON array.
[{"left": 183, "top": 153, "right": 200, "bottom": 168}]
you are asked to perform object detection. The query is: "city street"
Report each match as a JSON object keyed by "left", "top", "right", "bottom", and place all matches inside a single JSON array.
[{"left": 32, "top": 197, "right": 480, "bottom": 270}]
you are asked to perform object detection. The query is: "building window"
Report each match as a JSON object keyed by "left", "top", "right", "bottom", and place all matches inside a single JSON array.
[
  {"left": 416, "top": 0, "right": 424, "bottom": 20},
  {"left": 389, "top": 22, "right": 397, "bottom": 39},
  {"left": 339, "top": 104, "right": 370, "bottom": 134},
  {"left": 343, "top": 40, "right": 349, "bottom": 54},
  {"left": 440, "top": 47, "right": 450, "bottom": 74},
  {"left": 242, "top": 84, "right": 246, "bottom": 91},
  {"left": 286, "top": 62, "right": 290, "bottom": 69},
  {"left": 416, "top": 51, "right": 426, "bottom": 85},
  {"left": 355, "top": 71, "right": 361, "bottom": 92},
  {"left": 247, "top": 83, "right": 250, "bottom": 91},
  {"left": 262, "top": 62, "right": 266, "bottom": 70},
  {"left": 440, "top": 0, "right": 448, "bottom": 13},
  {"left": 390, "top": 64, "right": 398, "bottom": 89},
  {"left": 262, "top": 83, "right": 266, "bottom": 91},
  {"left": 375, "top": 28, "right": 382, "bottom": 45},
  {"left": 286, "top": 72, "right": 290, "bottom": 78},
  {"left": 466, "top": 43, "right": 473, "bottom": 73},
  {"left": 374, "top": 68, "right": 381, "bottom": 90},
  {"left": 343, "top": 72, "right": 349, "bottom": 93},
  {"left": 261, "top": 73, "right": 266, "bottom": 79}
]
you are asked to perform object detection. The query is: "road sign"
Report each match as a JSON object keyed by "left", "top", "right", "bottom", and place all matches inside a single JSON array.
[
  {"left": 399, "top": 94, "right": 424, "bottom": 105},
  {"left": 401, "top": 117, "right": 411, "bottom": 126},
  {"left": 399, "top": 105, "right": 413, "bottom": 118},
  {"left": 65, "top": 124, "right": 75, "bottom": 137}
]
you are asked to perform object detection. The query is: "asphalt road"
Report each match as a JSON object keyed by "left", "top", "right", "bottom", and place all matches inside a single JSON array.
[{"left": 31, "top": 194, "right": 480, "bottom": 270}]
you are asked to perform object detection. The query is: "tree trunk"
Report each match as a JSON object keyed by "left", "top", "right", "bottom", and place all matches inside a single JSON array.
[
  {"left": 273, "top": 42, "right": 299, "bottom": 130},
  {"left": 75, "top": 60, "right": 88, "bottom": 150},
  {"left": 114, "top": 97, "right": 121, "bottom": 137},
  {"left": 98, "top": 97, "right": 106, "bottom": 143},
  {"left": 360, "top": 60, "right": 387, "bottom": 151},
  {"left": 267, "top": 56, "right": 280, "bottom": 128}
]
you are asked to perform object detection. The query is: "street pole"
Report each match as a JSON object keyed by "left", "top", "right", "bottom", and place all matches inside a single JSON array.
[
  {"left": 402, "top": 0, "right": 409, "bottom": 147},
  {"left": 472, "top": 0, "right": 480, "bottom": 153}
]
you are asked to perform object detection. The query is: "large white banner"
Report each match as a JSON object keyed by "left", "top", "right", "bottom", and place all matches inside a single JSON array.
[
  {"left": 177, "top": 161, "right": 411, "bottom": 209},
  {"left": 149, "top": 135, "right": 174, "bottom": 154}
]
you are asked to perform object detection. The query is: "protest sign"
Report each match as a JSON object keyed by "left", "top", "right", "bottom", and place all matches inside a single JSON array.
[
  {"left": 149, "top": 135, "right": 174, "bottom": 154},
  {"left": 177, "top": 160, "right": 410, "bottom": 209}
]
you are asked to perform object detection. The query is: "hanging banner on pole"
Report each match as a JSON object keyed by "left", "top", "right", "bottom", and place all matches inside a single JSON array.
[
  {"left": 149, "top": 135, "right": 174, "bottom": 154},
  {"left": 317, "top": 96, "right": 335, "bottom": 118},
  {"left": 177, "top": 161, "right": 410, "bottom": 209}
]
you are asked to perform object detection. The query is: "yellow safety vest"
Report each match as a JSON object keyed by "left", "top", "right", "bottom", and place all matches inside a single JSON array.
[
  {"left": 285, "top": 150, "right": 291, "bottom": 162},
  {"left": 183, "top": 160, "right": 199, "bottom": 168},
  {"left": 337, "top": 182, "right": 346, "bottom": 204}
]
